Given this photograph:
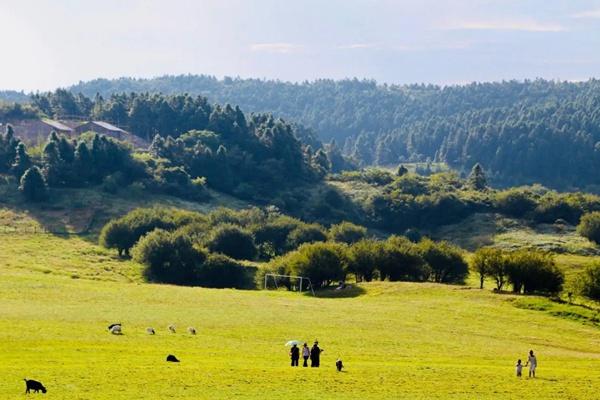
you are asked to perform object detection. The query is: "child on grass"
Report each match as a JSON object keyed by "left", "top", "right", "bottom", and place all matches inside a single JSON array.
[{"left": 516, "top": 359, "right": 523, "bottom": 377}]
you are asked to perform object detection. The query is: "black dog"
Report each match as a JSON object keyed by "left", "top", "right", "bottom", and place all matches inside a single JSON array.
[
  {"left": 24, "top": 379, "right": 47, "bottom": 394},
  {"left": 166, "top": 354, "right": 180, "bottom": 362},
  {"left": 336, "top": 359, "right": 344, "bottom": 372}
]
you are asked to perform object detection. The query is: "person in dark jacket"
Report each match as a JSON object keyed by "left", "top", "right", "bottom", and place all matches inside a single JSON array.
[
  {"left": 310, "top": 341, "right": 323, "bottom": 367},
  {"left": 290, "top": 343, "right": 300, "bottom": 366}
]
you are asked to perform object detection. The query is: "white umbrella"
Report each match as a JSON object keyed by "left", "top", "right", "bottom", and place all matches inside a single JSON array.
[{"left": 285, "top": 340, "right": 302, "bottom": 346}]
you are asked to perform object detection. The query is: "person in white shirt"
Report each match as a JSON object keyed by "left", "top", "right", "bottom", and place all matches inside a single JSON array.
[
  {"left": 302, "top": 343, "right": 310, "bottom": 367},
  {"left": 515, "top": 359, "right": 523, "bottom": 377},
  {"left": 525, "top": 350, "right": 537, "bottom": 378}
]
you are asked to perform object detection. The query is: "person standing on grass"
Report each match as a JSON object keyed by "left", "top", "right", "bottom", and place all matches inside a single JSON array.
[
  {"left": 515, "top": 359, "right": 523, "bottom": 378},
  {"left": 525, "top": 350, "right": 537, "bottom": 378},
  {"left": 310, "top": 341, "right": 323, "bottom": 367},
  {"left": 290, "top": 343, "right": 300, "bottom": 367},
  {"left": 302, "top": 343, "right": 310, "bottom": 367}
]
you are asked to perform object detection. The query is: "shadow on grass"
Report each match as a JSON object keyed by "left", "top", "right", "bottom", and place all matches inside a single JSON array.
[{"left": 306, "top": 285, "right": 367, "bottom": 299}]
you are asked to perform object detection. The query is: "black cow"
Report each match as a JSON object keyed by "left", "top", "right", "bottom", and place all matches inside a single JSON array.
[
  {"left": 24, "top": 379, "right": 47, "bottom": 394},
  {"left": 166, "top": 354, "right": 180, "bottom": 362}
]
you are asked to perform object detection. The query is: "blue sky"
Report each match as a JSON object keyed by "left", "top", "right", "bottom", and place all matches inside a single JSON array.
[{"left": 1, "top": 0, "right": 600, "bottom": 91}]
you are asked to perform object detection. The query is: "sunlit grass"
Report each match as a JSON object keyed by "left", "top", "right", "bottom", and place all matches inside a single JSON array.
[{"left": 1, "top": 261, "right": 600, "bottom": 399}]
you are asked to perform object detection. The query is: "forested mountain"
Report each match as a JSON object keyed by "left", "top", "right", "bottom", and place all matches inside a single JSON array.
[
  {"left": 59, "top": 76, "right": 600, "bottom": 190},
  {"left": 0, "top": 90, "right": 29, "bottom": 103}
]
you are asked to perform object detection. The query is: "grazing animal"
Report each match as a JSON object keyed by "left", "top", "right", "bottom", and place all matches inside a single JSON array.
[
  {"left": 336, "top": 358, "right": 344, "bottom": 372},
  {"left": 168, "top": 324, "right": 176, "bottom": 333},
  {"left": 24, "top": 379, "right": 47, "bottom": 394},
  {"left": 108, "top": 323, "right": 121, "bottom": 330},
  {"left": 146, "top": 327, "right": 155, "bottom": 335},
  {"left": 109, "top": 325, "right": 122, "bottom": 335},
  {"left": 166, "top": 354, "right": 180, "bottom": 362},
  {"left": 187, "top": 327, "right": 196, "bottom": 335}
]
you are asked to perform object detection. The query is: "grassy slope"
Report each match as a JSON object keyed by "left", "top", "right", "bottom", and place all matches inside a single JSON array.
[
  {"left": 1, "top": 183, "right": 600, "bottom": 399},
  {"left": 0, "top": 212, "right": 599, "bottom": 399},
  {"left": 1, "top": 269, "right": 600, "bottom": 399}
]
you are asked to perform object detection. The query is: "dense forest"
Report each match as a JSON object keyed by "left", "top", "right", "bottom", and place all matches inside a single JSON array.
[
  {"left": 0, "top": 94, "right": 345, "bottom": 206},
  {"left": 34, "top": 76, "right": 600, "bottom": 190}
]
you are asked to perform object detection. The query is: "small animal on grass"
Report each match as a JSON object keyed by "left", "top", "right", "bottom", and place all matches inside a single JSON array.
[
  {"left": 168, "top": 324, "right": 176, "bottom": 333},
  {"left": 166, "top": 354, "right": 180, "bottom": 362},
  {"left": 24, "top": 379, "right": 47, "bottom": 394},
  {"left": 108, "top": 323, "right": 122, "bottom": 335},
  {"left": 146, "top": 327, "right": 155, "bottom": 335},
  {"left": 336, "top": 358, "right": 344, "bottom": 372},
  {"left": 187, "top": 327, "right": 196, "bottom": 335}
]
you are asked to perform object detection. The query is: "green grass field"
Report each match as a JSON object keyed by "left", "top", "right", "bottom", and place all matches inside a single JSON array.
[
  {"left": 1, "top": 186, "right": 600, "bottom": 399},
  {"left": 1, "top": 234, "right": 600, "bottom": 399}
]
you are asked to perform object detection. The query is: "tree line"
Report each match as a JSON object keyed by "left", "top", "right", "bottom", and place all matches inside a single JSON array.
[
  {"left": 52, "top": 75, "right": 600, "bottom": 190},
  {"left": 97, "top": 205, "right": 593, "bottom": 302},
  {"left": 334, "top": 165, "right": 600, "bottom": 234},
  {"left": 0, "top": 124, "right": 208, "bottom": 202}
]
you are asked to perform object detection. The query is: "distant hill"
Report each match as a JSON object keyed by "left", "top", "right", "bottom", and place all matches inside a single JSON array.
[
  {"left": 0, "top": 90, "right": 29, "bottom": 103},
  {"left": 64, "top": 76, "right": 600, "bottom": 190}
]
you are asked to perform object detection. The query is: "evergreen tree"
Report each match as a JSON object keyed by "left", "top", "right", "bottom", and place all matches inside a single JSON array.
[
  {"left": 11, "top": 142, "right": 31, "bottom": 178},
  {"left": 312, "top": 149, "right": 331, "bottom": 176},
  {"left": 468, "top": 163, "right": 487, "bottom": 191},
  {"left": 396, "top": 164, "right": 408, "bottom": 176},
  {"left": 74, "top": 141, "right": 93, "bottom": 184},
  {"left": 19, "top": 166, "right": 48, "bottom": 201},
  {"left": 42, "top": 140, "right": 62, "bottom": 186},
  {"left": 0, "top": 124, "right": 19, "bottom": 170},
  {"left": 58, "top": 136, "right": 75, "bottom": 163}
]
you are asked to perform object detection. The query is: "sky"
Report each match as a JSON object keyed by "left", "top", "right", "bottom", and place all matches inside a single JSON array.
[{"left": 1, "top": 0, "right": 600, "bottom": 91}]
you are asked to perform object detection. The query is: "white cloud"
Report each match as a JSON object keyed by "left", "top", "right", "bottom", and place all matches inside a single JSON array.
[
  {"left": 441, "top": 19, "right": 566, "bottom": 32},
  {"left": 571, "top": 9, "right": 600, "bottom": 19},
  {"left": 249, "top": 43, "right": 302, "bottom": 54}
]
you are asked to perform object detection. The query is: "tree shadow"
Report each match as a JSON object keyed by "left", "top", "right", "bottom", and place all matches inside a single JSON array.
[{"left": 306, "top": 285, "right": 367, "bottom": 299}]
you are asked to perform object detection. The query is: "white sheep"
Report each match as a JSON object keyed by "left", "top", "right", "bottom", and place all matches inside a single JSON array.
[
  {"left": 187, "top": 327, "right": 196, "bottom": 335},
  {"left": 146, "top": 327, "right": 155, "bottom": 335},
  {"left": 109, "top": 324, "right": 122, "bottom": 335},
  {"left": 168, "top": 324, "right": 176, "bottom": 333}
]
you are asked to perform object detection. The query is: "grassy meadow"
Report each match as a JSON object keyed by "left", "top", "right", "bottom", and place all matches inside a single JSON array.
[
  {"left": 1, "top": 187, "right": 600, "bottom": 399},
  {"left": 1, "top": 233, "right": 600, "bottom": 399}
]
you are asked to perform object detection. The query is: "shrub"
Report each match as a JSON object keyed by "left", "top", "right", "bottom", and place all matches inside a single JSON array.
[
  {"left": 580, "top": 263, "right": 600, "bottom": 300},
  {"left": 133, "top": 229, "right": 206, "bottom": 285},
  {"left": 286, "top": 223, "right": 327, "bottom": 250},
  {"left": 206, "top": 224, "right": 257, "bottom": 260},
  {"left": 494, "top": 189, "right": 537, "bottom": 217},
  {"left": 417, "top": 239, "right": 468, "bottom": 284},
  {"left": 99, "top": 220, "right": 130, "bottom": 256},
  {"left": 533, "top": 195, "right": 582, "bottom": 224},
  {"left": 251, "top": 216, "right": 303, "bottom": 255},
  {"left": 346, "top": 239, "right": 383, "bottom": 282},
  {"left": 196, "top": 253, "right": 254, "bottom": 289},
  {"left": 379, "top": 236, "right": 428, "bottom": 282},
  {"left": 328, "top": 221, "right": 367, "bottom": 244},
  {"left": 505, "top": 250, "right": 564, "bottom": 294},
  {"left": 271, "top": 242, "right": 347, "bottom": 288},
  {"left": 99, "top": 207, "right": 201, "bottom": 256},
  {"left": 18, "top": 166, "right": 48, "bottom": 202},
  {"left": 577, "top": 212, "right": 600, "bottom": 245}
]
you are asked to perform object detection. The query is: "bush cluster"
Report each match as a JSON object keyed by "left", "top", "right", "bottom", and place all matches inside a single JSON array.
[
  {"left": 471, "top": 248, "right": 564, "bottom": 295},
  {"left": 264, "top": 235, "right": 467, "bottom": 289}
]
